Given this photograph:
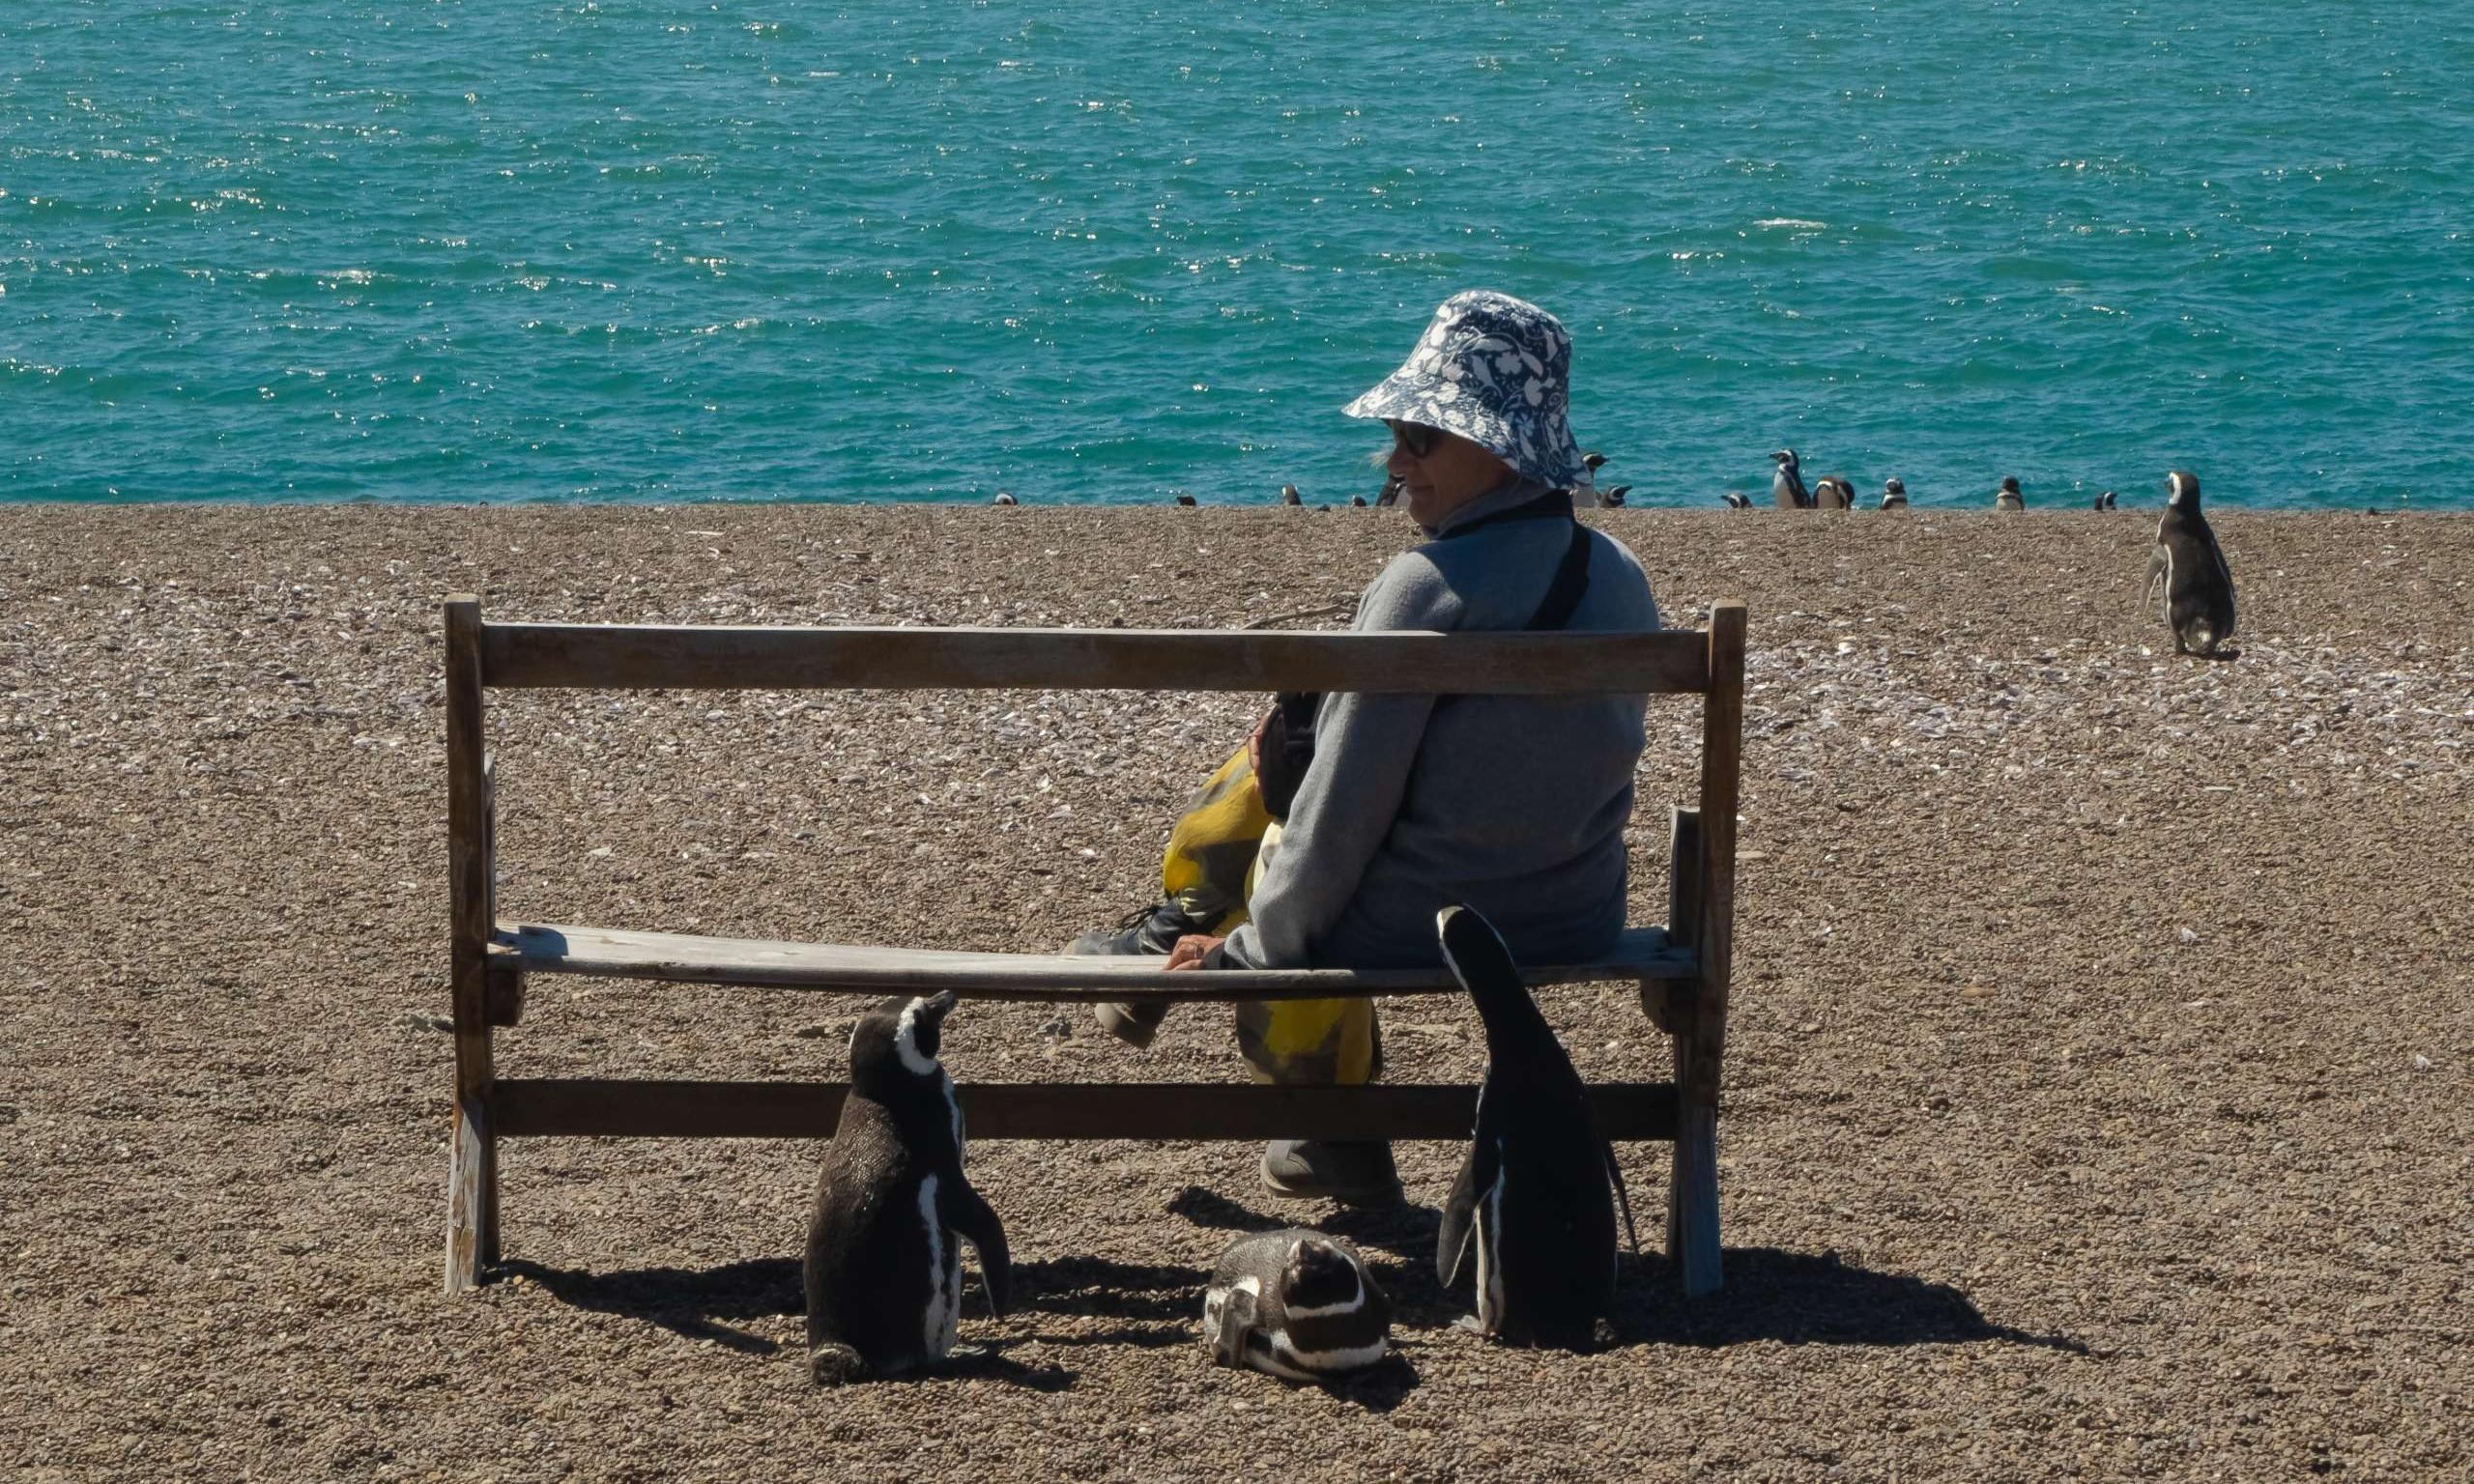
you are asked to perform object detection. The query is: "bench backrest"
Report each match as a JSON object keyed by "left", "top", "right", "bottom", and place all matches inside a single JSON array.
[{"left": 442, "top": 600, "right": 1744, "bottom": 1051}]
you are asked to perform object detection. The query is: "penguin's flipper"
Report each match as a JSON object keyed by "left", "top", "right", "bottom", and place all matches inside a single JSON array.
[
  {"left": 1602, "top": 1139, "right": 1641, "bottom": 1257},
  {"left": 1212, "top": 1287, "right": 1258, "bottom": 1368},
  {"left": 2143, "top": 548, "right": 2170, "bottom": 614},
  {"left": 1438, "top": 1150, "right": 1477, "bottom": 1286},
  {"left": 1437, "top": 1139, "right": 1500, "bottom": 1288},
  {"left": 942, "top": 1179, "right": 1011, "bottom": 1317}
]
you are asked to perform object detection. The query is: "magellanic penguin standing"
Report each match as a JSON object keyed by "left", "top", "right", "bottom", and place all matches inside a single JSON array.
[
  {"left": 804, "top": 992, "right": 1010, "bottom": 1385},
  {"left": 1994, "top": 475, "right": 2025, "bottom": 512},
  {"left": 1770, "top": 449, "right": 1813, "bottom": 508},
  {"left": 2144, "top": 469, "right": 2236, "bottom": 656},
  {"left": 1880, "top": 476, "right": 1908, "bottom": 510},
  {"left": 1201, "top": 1229, "right": 1391, "bottom": 1382},
  {"left": 1814, "top": 475, "right": 1856, "bottom": 509},
  {"left": 1435, "top": 905, "right": 1637, "bottom": 1349}
]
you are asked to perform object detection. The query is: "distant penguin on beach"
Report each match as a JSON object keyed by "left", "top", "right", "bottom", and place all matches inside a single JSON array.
[
  {"left": 1175, "top": 494, "right": 1197, "bottom": 507},
  {"left": 1202, "top": 1230, "right": 1391, "bottom": 1382},
  {"left": 1994, "top": 476, "right": 2025, "bottom": 512},
  {"left": 991, "top": 492, "right": 1017, "bottom": 506},
  {"left": 1351, "top": 495, "right": 1368, "bottom": 507},
  {"left": 1771, "top": 449, "right": 1813, "bottom": 509},
  {"left": 2144, "top": 470, "right": 2236, "bottom": 657},
  {"left": 1721, "top": 492, "right": 1752, "bottom": 509},
  {"left": 1280, "top": 484, "right": 1303, "bottom": 506},
  {"left": 2098, "top": 490, "right": 2117, "bottom": 511},
  {"left": 805, "top": 993, "right": 1009, "bottom": 1385},
  {"left": 1880, "top": 477, "right": 1908, "bottom": 510},
  {"left": 1814, "top": 475, "right": 1856, "bottom": 509},
  {"left": 1601, "top": 485, "right": 1629, "bottom": 507}
]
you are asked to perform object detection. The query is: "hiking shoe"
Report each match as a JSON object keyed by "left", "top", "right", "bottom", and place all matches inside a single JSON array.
[
  {"left": 1260, "top": 1139, "right": 1405, "bottom": 1208},
  {"left": 1066, "top": 898, "right": 1217, "bottom": 1049},
  {"left": 1066, "top": 898, "right": 1216, "bottom": 958}
]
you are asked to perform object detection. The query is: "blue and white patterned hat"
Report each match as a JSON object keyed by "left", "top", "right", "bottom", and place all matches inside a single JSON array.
[{"left": 1342, "top": 290, "right": 1590, "bottom": 491}]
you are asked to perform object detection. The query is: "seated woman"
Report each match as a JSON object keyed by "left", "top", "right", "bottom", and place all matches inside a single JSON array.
[{"left": 1070, "top": 290, "right": 1661, "bottom": 1205}]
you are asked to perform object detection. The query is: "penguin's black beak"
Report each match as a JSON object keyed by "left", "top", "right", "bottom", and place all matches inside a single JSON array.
[{"left": 918, "top": 990, "right": 959, "bottom": 1024}]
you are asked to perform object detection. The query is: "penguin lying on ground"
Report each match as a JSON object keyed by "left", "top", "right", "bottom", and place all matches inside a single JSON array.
[
  {"left": 1720, "top": 491, "right": 1752, "bottom": 509},
  {"left": 2144, "top": 469, "right": 2236, "bottom": 657},
  {"left": 1201, "top": 1229, "right": 1391, "bottom": 1382},
  {"left": 1435, "top": 905, "right": 1637, "bottom": 1349},
  {"left": 1814, "top": 475, "right": 1856, "bottom": 509},
  {"left": 1600, "top": 484, "right": 1629, "bottom": 506},
  {"left": 804, "top": 992, "right": 1010, "bottom": 1385},
  {"left": 1770, "top": 449, "right": 1813, "bottom": 508},
  {"left": 1880, "top": 477, "right": 1908, "bottom": 510}
]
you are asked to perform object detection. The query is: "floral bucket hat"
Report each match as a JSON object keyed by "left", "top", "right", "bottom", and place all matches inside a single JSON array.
[{"left": 1341, "top": 289, "right": 1590, "bottom": 491}]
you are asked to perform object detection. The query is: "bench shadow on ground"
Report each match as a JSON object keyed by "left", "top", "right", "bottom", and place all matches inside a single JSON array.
[
  {"left": 497, "top": 1257, "right": 1077, "bottom": 1391},
  {"left": 1165, "top": 1185, "right": 2087, "bottom": 1357}
]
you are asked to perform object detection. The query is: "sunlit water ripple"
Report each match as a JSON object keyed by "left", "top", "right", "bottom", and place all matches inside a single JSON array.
[{"left": 3, "top": 2, "right": 2469, "bottom": 507}]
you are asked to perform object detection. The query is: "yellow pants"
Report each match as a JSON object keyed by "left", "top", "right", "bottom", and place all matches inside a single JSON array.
[{"left": 1162, "top": 746, "right": 1378, "bottom": 1087}]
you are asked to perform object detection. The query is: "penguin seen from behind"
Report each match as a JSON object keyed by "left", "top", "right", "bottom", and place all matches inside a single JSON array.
[
  {"left": 804, "top": 992, "right": 1010, "bottom": 1384},
  {"left": 1994, "top": 475, "right": 2025, "bottom": 512},
  {"left": 2144, "top": 469, "right": 2236, "bottom": 657},
  {"left": 1435, "top": 905, "right": 1635, "bottom": 1349},
  {"left": 1202, "top": 1229, "right": 1391, "bottom": 1382},
  {"left": 1280, "top": 483, "right": 1304, "bottom": 506}
]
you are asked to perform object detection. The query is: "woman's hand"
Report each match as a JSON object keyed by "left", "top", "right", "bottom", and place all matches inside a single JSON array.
[
  {"left": 1247, "top": 706, "right": 1275, "bottom": 782},
  {"left": 1166, "top": 934, "right": 1225, "bottom": 971}
]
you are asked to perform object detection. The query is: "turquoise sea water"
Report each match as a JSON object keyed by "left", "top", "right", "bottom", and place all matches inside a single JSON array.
[{"left": 3, "top": 3, "right": 2470, "bottom": 507}]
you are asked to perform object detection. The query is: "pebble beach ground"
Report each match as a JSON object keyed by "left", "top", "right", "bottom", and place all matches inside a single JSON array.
[{"left": 2, "top": 504, "right": 2467, "bottom": 1482}]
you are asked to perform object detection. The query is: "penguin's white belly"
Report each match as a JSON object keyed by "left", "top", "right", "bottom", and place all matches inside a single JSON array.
[{"left": 917, "top": 1173, "right": 957, "bottom": 1356}]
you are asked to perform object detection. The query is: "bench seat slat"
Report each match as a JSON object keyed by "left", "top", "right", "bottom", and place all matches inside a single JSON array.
[
  {"left": 493, "top": 1078, "right": 1681, "bottom": 1142},
  {"left": 492, "top": 921, "right": 1694, "bottom": 999}
]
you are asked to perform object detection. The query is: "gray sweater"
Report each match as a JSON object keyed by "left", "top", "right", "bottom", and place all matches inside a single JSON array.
[{"left": 1217, "top": 478, "right": 1661, "bottom": 972}]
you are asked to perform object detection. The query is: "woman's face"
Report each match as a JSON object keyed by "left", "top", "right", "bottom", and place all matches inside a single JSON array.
[{"left": 1385, "top": 421, "right": 1512, "bottom": 528}]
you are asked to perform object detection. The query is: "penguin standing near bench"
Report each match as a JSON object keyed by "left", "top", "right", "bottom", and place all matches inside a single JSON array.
[
  {"left": 2144, "top": 469, "right": 2237, "bottom": 656},
  {"left": 804, "top": 991, "right": 1010, "bottom": 1384},
  {"left": 1201, "top": 1229, "right": 1391, "bottom": 1381},
  {"left": 1434, "top": 905, "right": 1636, "bottom": 1348}
]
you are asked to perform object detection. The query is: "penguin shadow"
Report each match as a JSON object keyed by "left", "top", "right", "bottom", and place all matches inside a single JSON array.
[
  {"left": 501, "top": 1257, "right": 1078, "bottom": 1389},
  {"left": 498, "top": 1256, "right": 801, "bottom": 1356},
  {"left": 1010, "top": 1253, "right": 1208, "bottom": 1340},
  {"left": 1607, "top": 1247, "right": 2088, "bottom": 1356}
]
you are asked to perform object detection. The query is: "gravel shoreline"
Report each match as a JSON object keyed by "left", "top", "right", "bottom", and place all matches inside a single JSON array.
[{"left": 3, "top": 505, "right": 2467, "bottom": 1481}]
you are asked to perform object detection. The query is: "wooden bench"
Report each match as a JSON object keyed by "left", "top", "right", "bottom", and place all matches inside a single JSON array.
[{"left": 443, "top": 597, "right": 1746, "bottom": 1298}]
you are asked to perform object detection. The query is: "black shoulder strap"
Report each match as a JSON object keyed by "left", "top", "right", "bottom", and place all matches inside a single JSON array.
[
  {"left": 1526, "top": 520, "right": 1594, "bottom": 632},
  {"left": 1253, "top": 499, "right": 1593, "bottom": 820}
]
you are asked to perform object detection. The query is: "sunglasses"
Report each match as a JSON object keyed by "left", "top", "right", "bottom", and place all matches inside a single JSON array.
[{"left": 1386, "top": 420, "right": 1441, "bottom": 459}]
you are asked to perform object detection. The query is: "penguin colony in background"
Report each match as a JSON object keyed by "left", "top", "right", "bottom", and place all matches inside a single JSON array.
[
  {"left": 805, "top": 992, "right": 1011, "bottom": 1385},
  {"left": 1002, "top": 454, "right": 2188, "bottom": 511}
]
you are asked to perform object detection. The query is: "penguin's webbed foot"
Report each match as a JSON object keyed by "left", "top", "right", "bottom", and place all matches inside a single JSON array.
[{"left": 808, "top": 1342, "right": 868, "bottom": 1387}]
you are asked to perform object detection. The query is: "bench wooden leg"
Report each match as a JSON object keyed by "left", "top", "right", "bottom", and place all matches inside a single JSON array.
[
  {"left": 446, "top": 1093, "right": 500, "bottom": 1294},
  {"left": 1666, "top": 1074, "right": 1722, "bottom": 1298}
]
